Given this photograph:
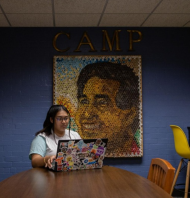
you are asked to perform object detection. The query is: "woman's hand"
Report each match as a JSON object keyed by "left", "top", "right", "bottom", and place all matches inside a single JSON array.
[
  {"left": 31, "top": 154, "right": 56, "bottom": 169},
  {"left": 44, "top": 155, "right": 56, "bottom": 169}
]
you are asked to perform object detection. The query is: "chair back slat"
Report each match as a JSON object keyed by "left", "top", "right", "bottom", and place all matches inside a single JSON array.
[{"left": 147, "top": 158, "right": 175, "bottom": 194}]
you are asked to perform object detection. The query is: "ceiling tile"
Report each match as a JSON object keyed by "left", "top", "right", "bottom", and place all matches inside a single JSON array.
[
  {"left": 143, "top": 14, "right": 190, "bottom": 27},
  {"left": 155, "top": 0, "right": 190, "bottom": 13},
  {"left": 184, "top": 21, "right": 190, "bottom": 27},
  {"left": 0, "top": 14, "right": 10, "bottom": 26},
  {"left": 7, "top": 14, "right": 53, "bottom": 27},
  {"left": 105, "top": 0, "right": 160, "bottom": 13},
  {"left": 0, "top": 0, "right": 190, "bottom": 27},
  {"left": 54, "top": 0, "right": 106, "bottom": 13},
  {"left": 1, "top": 0, "right": 52, "bottom": 13},
  {"left": 55, "top": 14, "right": 101, "bottom": 26},
  {"left": 100, "top": 14, "right": 148, "bottom": 26}
]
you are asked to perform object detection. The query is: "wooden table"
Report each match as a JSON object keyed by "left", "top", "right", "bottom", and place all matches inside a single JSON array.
[{"left": 0, "top": 166, "right": 172, "bottom": 198}]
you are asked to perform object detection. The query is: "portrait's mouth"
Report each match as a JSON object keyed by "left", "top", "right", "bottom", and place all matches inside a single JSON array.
[{"left": 81, "top": 123, "right": 100, "bottom": 130}]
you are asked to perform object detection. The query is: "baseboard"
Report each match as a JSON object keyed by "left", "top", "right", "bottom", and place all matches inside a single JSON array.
[{"left": 172, "top": 188, "right": 185, "bottom": 197}]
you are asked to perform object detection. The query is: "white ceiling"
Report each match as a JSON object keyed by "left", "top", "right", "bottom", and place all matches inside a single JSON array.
[{"left": 0, "top": 0, "right": 190, "bottom": 27}]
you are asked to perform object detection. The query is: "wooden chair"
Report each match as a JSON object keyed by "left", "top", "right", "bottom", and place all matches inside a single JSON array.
[{"left": 147, "top": 158, "right": 175, "bottom": 194}]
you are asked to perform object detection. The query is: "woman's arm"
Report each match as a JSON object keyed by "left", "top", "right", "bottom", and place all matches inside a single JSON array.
[{"left": 29, "top": 136, "right": 56, "bottom": 168}]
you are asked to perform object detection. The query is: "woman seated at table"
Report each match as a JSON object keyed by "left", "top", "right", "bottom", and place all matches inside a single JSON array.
[{"left": 29, "top": 105, "right": 81, "bottom": 169}]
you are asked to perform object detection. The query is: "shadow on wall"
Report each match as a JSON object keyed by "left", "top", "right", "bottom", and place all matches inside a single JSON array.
[{"left": 104, "top": 157, "right": 142, "bottom": 165}]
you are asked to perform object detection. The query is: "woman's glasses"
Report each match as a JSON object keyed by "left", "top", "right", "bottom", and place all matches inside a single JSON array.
[{"left": 56, "top": 117, "right": 69, "bottom": 122}]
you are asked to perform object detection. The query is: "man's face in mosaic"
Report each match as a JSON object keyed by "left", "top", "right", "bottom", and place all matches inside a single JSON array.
[{"left": 75, "top": 76, "right": 137, "bottom": 153}]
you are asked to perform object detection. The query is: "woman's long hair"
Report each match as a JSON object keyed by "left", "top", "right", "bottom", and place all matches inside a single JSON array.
[{"left": 35, "top": 105, "right": 71, "bottom": 137}]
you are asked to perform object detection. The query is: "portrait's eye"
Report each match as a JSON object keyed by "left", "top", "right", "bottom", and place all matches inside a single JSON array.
[
  {"left": 96, "top": 98, "right": 110, "bottom": 107},
  {"left": 79, "top": 97, "right": 89, "bottom": 105}
]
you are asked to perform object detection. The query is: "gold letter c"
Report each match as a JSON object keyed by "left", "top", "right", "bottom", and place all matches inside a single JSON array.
[{"left": 53, "top": 32, "right": 70, "bottom": 52}]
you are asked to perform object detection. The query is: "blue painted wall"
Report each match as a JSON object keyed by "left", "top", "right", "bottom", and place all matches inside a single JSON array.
[{"left": 0, "top": 27, "right": 190, "bottom": 182}]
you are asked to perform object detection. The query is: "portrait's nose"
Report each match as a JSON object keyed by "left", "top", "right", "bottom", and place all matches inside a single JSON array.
[{"left": 83, "top": 103, "right": 98, "bottom": 119}]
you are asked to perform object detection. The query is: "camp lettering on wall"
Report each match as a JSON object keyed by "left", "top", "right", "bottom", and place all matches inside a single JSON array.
[{"left": 53, "top": 30, "right": 142, "bottom": 52}]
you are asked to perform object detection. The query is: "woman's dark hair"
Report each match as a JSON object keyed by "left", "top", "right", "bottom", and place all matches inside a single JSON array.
[{"left": 35, "top": 105, "right": 71, "bottom": 137}]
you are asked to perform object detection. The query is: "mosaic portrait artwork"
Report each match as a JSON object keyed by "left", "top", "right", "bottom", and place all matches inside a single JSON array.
[{"left": 53, "top": 55, "right": 143, "bottom": 157}]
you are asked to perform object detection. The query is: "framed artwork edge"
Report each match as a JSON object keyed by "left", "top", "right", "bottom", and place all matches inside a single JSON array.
[{"left": 53, "top": 55, "right": 143, "bottom": 158}]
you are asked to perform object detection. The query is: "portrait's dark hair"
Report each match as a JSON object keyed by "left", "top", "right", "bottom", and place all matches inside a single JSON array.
[
  {"left": 35, "top": 105, "right": 71, "bottom": 136},
  {"left": 77, "top": 62, "right": 139, "bottom": 110}
]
